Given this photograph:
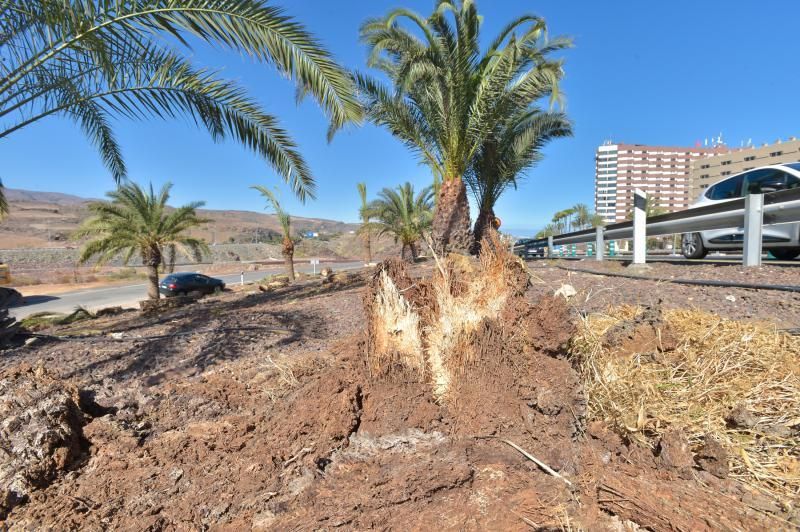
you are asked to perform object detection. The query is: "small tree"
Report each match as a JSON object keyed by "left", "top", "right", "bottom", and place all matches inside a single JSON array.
[
  {"left": 252, "top": 186, "right": 295, "bottom": 281},
  {"left": 357, "top": 182, "right": 372, "bottom": 264},
  {"left": 75, "top": 182, "right": 209, "bottom": 300},
  {"left": 369, "top": 183, "right": 434, "bottom": 262}
]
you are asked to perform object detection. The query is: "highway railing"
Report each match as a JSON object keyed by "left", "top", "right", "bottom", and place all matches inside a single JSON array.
[{"left": 514, "top": 187, "right": 800, "bottom": 267}]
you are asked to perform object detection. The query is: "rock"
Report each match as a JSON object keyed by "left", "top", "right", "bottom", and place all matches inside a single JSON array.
[
  {"left": 0, "top": 365, "right": 90, "bottom": 519},
  {"left": 695, "top": 434, "right": 728, "bottom": 479},
  {"left": 725, "top": 295, "right": 736, "bottom": 302},
  {"left": 725, "top": 403, "right": 757, "bottom": 429},
  {"left": 657, "top": 428, "right": 694, "bottom": 478},
  {"left": 554, "top": 284, "right": 577, "bottom": 300}
]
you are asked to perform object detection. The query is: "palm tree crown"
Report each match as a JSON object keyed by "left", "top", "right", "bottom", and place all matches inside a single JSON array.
[
  {"left": 75, "top": 181, "right": 209, "bottom": 299},
  {"left": 368, "top": 182, "right": 434, "bottom": 261},
  {"left": 1, "top": 1, "right": 362, "bottom": 201},
  {"left": 357, "top": 0, "right": 571, "bottom": 252}
]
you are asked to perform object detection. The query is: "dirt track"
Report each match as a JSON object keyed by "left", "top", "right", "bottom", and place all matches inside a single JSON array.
[{"left": 1, "top": 261, "right": 796, "bottom": 530}]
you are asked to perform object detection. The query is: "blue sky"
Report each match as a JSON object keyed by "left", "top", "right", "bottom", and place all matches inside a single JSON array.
[{"left": 3, "top": 0, "right": 799, "bottom": 235}]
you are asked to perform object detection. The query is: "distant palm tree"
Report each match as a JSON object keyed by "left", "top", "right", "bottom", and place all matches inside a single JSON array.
[
  {"left": 358, "top": 1, "right": 570, "bottom": 253},
  {"left": 589, "top": 213, "right": 606, "bottom": 228},
  {"left": 552, "top": 208, "right": 574, "bottom": 234},
  {"left": 357, "top": 182, "right": 373, "bottom": 264},
  {"left": 1, "top": 1, "right": 362, "bottom": 200},
  {"left": 75, "top": 182, "right": 209, "bottom": 300},
  {"left": 0, "top": 180, "right": 8, "bottom": 220},
  {"left": 369, "top": 183, "right": 434, "bottom": 262},
  {"left": 252, "top": 186, "right": 295, "bottom": 281},
  {"left": 535, "top": 223, "right": 558, "bottom": 239},
  {"left": 571, "top": 203, "right": 591, "bottom": 230},
  {"left": 625, "top": 195, "right": 668, "bottom": 220}
]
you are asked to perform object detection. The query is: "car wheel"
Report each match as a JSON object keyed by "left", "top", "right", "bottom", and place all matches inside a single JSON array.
[
  {"left": 769, "top": 249, "right": 800, "bottom": 261},
  {"left": 214, "top": 286, "right": 223, "bottom": 295},
  {"left": 179, "top": 291, "right": 188, "bottom": 297},
  {"left": 681, "top": 233, "right": 708, "bottom": 259}
]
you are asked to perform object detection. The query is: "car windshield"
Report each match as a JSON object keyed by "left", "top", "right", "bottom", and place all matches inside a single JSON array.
[{"left": 784, "top": 162, "right": 800, "bottom": 172}]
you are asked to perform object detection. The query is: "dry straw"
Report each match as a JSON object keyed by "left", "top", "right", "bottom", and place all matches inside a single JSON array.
[
  {"left": 572, "top": 306, "right": 800, "bottom": 502},
  {"left": 367, "top": 269, "right": 425, "bottom": 376},
  {"left": 425, "top": 235, "right": 519, "bottom": 398}
]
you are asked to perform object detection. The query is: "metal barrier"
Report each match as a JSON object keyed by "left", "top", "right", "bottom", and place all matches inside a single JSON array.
[{"left": 514, "top": 187, "right": 800, "bottom": 267}]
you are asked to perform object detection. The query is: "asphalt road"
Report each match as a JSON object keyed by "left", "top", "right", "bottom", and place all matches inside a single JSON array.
[{"left": 10, "top": 261, "right": 364, "bottom": 319}]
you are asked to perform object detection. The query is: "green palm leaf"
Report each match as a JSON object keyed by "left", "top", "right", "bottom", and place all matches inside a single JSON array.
[{"left": 1, "top": 1, "right": 362, "bottom": 200}]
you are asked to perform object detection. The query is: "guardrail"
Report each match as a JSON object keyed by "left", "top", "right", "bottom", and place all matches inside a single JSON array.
[{"left": 514, "top": 187, "right": 800, "bottom": 267}]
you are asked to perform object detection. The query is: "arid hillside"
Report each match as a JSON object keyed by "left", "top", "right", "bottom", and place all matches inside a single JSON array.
[{"left": 0, "top": 188, "right": 398, "bottom": 259}]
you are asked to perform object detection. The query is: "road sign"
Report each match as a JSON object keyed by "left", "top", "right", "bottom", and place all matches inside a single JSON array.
[{"left": 310, "top": 258, "right": 319, "bottom": 274}]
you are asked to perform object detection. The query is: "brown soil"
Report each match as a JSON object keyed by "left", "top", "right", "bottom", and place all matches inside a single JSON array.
[
  {"left": 529, "top": 260, "right": 800, "bottom": 330},
  {"left": 0, "top": 260, "right": 795, "bottom": 530}
]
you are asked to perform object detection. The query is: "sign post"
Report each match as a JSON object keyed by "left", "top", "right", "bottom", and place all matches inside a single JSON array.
[{"left": 310, "top": 258, "right": 320, "bottom": 275}]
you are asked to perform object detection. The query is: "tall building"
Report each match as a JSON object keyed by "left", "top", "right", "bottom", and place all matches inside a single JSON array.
[
  {"left": 595, "top": 142, "right": 724, "bottom": 224},
  {"left": 689, "top": 137, "right": 800, "bottom": 200}
]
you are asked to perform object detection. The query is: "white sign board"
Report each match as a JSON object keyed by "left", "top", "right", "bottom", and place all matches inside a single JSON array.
[{"left": 310, "top": 258, "right": 319, "bottom": 274}]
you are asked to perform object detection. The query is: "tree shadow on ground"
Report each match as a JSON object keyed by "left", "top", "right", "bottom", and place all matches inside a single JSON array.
[{"left": 59, "top": 278, "right": 365, "bottom": 385}]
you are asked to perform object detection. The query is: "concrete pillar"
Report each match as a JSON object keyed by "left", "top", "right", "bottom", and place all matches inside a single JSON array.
[
  {"left": 632, "top": 189, "right": 647, "bottom": 265},
  {"left": 595, "top": 227, "right": 605, "bottom": 262},
  {"left": 547, "top": 235, "right": 554, "bottom": 258},
  {"left": 743, "top": 193, "right": 763, "bottom": 267}
]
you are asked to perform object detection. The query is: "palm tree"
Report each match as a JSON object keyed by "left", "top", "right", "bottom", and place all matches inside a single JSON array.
[
  {"left": 535, "top": 223, "right": 558, "bottom": 239},
  {"left": 625, "top": 195, "right": 668, "bottom": 220},
  {"left": 571, "top": 203, "right": 591, "bottom": 230},
  {"left": 0, "top": 180, "right": 8, "bottom": 220},
  {"left": 252, "top": 186, "right": 295, "bottom": 281},
  {"left": 357, "top": 1, "right": 570, "bottom": 253},
  {"left": 369, "top": 183, "right": 434, "bottom": 262},
  {"left": 1, "top": 1, "right": 362, "bottom": 200},
  {"left": 357, "top": 182, "right": 373, "bottom": 264},
  {"left": 551, "top": 208, "right": 574, "bottom": 234},
  {"left": 589, "top": 213, "right": 606, "bottom": 228},
  {"left": 75, "top": 182, "right": 209, "bottom": 300},
  {"left": 467, "top": 111, "right": 572, "bottom": 249}
]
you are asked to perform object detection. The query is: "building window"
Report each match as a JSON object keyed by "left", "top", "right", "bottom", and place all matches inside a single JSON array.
[
  {"left": 721, "top": 171, "right": 732, "bottom": 176},
  {"left": 743, "top": 167, "right": 754, "bottom": 171},
  {"left": 700, "top": 174, "right": 709, "bottom": 178},
  {"left": 744, "top": 156, "right": 756, "bottom": 161},
  {"left": 770, "top": 151, "right": 783, "bottom": 157},
  {"left": 700, "top": 164, "right": 710, "bottom": 169},
  {"left": 721, "top": 160, "right": 731, "bottom": 165}
]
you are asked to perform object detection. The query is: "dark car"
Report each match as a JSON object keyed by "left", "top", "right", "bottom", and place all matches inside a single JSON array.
[{"left": 159, "top": 272, "right": 225, "bottom": 297}]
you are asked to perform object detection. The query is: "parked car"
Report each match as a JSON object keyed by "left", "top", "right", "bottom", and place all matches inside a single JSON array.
[
  {"left": 159, "top": 272, "right": 225, "bottom": 297},
  {"left": 681, "top": 163, "right": 800, "bottom": 260},
  {"left": 513, "top": 239, "right": 546, "bottom": 259}
]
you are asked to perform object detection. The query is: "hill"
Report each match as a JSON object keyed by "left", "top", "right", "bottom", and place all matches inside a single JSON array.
[{"left": 0, "top": 188, "right": 397, "bottom": 259}]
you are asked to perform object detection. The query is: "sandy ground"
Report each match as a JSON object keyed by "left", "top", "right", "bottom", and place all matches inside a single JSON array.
[{"left": 0, "top": 259, "right": 796, "bottom": 530}]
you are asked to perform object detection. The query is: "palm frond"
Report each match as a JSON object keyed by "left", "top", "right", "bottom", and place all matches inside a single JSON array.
[{"left": 2, "top": 1, "right": 361, "bottom": 199}]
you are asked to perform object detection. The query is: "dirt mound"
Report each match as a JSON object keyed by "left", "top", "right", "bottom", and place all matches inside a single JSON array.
[
  {"left": 0, "top": 365, "right": 90, "bottom": 519},
  {"left": 2, "top": 235, "right": 794, "bottom": 529}
]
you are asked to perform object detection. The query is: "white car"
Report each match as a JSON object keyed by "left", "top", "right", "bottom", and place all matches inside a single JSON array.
[{"left": 681, "top": 163, "right": 800, "bottom": 260}]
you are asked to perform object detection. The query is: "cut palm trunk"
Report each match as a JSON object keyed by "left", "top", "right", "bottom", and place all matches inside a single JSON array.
[
  {"left": 431, "top": 177, "right": 473, "bottom": 255},
  {"left": 471, "top": 207, "right": 496, "bottom": 255}
]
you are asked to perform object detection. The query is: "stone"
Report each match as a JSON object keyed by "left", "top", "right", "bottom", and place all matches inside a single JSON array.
[
  {"left": 554, "top": 284, "right": 577, "bottom": 300},
  {"left": 695, "top": 434, "right": 728, "bottom": 479}
]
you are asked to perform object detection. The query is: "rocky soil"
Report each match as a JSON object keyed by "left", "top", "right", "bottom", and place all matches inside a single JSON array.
[{"left": 0, "top": 259, "right": 795, "bottom": 530}]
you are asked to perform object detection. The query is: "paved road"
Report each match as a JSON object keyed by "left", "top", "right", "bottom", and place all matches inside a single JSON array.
[{"left": 10, "top": 261, "right": 364, "bottom": 319}]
